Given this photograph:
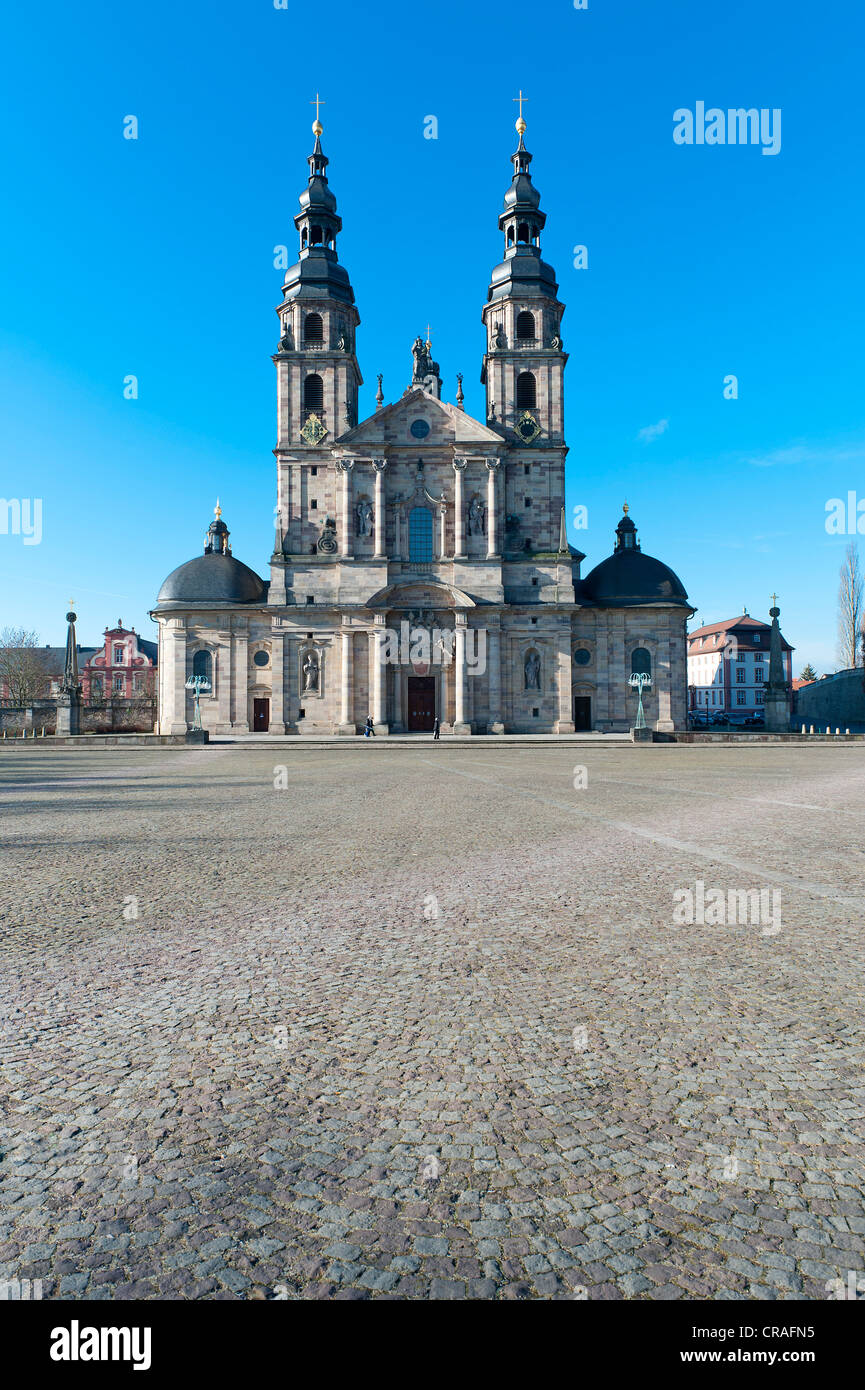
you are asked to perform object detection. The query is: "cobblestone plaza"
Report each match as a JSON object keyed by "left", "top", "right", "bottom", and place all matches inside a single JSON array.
[{"left": 1, "top": 743, "right": 863, "bottom": 1301}]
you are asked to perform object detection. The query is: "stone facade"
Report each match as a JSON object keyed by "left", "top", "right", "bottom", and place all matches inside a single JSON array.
[{"left": 152, "top": 117, "right": 693, "bottom": 736}]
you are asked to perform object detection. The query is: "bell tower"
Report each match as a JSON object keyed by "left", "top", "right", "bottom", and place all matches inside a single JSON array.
[
  {"left": 273, "top": 100, "right": 362, "bottom": 455},
  {"left": 481, "top": 98, "right": 567, "bottom": 448}
]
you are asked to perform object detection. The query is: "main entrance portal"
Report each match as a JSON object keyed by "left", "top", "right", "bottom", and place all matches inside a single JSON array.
[{"left": 407, "top": 676, "right": 436, "bottom": 731}]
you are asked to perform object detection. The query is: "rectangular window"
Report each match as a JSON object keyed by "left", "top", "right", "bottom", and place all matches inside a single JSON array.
[
  {"left": 113, "top": 675, "right": 124, "bottom": 693},
  {"left": 756, "top": 690, "right": 764, "bottom": 703},
  {"left": 736, "top": 667, "right": 745, "bottom": 683},
  {"left": 737, "top": 691, "right": 746, "bottom": 705},
  {"left": 306, "top": 595, "right": 315, "bottom": 605},
  {"left": 311, "top": 466, "right": 318, "bottom": 476},
  {"left": 524, "top": 497, "right": 532, "bottom": 507},
  {"left": 310, "top": 499, "right": 317, "bottom": 509},
  {"left": 754, "top": 634, "right": 761, "bottom": 643},
  {"left": 755, "top": 667, "right": 764, "bottom": 682},
  {"left": 113, "top": 645, "right": 123, "bottom": 664}
]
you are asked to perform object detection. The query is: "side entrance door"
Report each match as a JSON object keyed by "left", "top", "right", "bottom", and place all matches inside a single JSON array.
[
  {"left": 253, "top": 698, "right": 270, "bottom": 732},
  {"left": 407, "top": 677, "right": 436, "bottom": 731},
  {"left": 574, "top": 696, "right": 592, "bottom": 731}
]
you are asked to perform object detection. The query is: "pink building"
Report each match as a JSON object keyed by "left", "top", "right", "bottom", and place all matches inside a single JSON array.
[
  {"left": 82, "top": 622, "right": 157, "bottom": 701},
  {"left": 687, "top": 613, "right": 793, "bottom": 722}
]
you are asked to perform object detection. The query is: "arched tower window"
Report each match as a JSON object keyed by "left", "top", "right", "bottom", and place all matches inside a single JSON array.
[
  {"left": 304, "top": 374, "right": 324, "bottom": 410},
  {"left": 408, "top": 507, "right": 433, "bottom": 563},
  {"left": 507, "top": 226, "right": 515, "bottom": 247},
  {"left": 304, "top": 313, "right": 323, "bottom": 344},
  {"left": 310, "top": 224, "right": 324, "bottom": 246},
  {"left": 631, "top": 648, "right": 652, "bottom": 678},
  {"left": 516, "top": 311, "right": 535, "bottom": 341},
  {"left": 192, "top": 649, "right": 212, "bottom": 685},
  {"left": 517, "top": 222, "right": 530, "bottom": 243},
  {"left": 516, "top": 372, "right": 536, "bottom": 409}
]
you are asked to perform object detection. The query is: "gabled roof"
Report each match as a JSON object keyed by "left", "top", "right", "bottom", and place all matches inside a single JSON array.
[
  {"left": 334, "top": 388, "right": 505, "bottom": 451},
  {"left": 690, "top": 615, "right": 769, "bottom": 637}
]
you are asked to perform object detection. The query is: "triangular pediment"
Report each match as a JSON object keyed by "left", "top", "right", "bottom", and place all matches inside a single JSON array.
[{"left": 333, "top": 388, "right": 505, "bottom": 453}]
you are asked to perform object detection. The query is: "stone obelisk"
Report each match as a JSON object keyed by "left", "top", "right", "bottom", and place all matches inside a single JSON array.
[
  {"left": 763, "top": 598, "right": 790, "bottom": 733},
  {"left": 55, "top": 605, "right": 83, "bottom": 736}
]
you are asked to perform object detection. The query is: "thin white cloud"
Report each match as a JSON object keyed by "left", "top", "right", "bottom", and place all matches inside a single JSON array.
[
  {"left": 744, "top": 439, "right": 865, "bottom": 469},
  {"left": 637, "top": 418, "right": 669, "bottom": 443}
]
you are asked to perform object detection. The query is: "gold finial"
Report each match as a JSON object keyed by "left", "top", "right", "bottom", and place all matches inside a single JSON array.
[
  {"left": 214, "top": 498, "right": 222, "bottom": 520},
  {"left": 69, "top": 597, "right": 75, "bottom": 609},
  {"left": 425, "top": 322, "right": 432, "bottom": 348},
  {"left": 622, "top": 501, "right": 629, "bottom": 515},
  {"left": 513, "top": 88, "right": 528, "bottom": 135},
  {"left": 771, "top": 592, "right": 778, "bottom": 608},
  {"left": 310, "top": 92, "right": 325, "bottom": 137}
]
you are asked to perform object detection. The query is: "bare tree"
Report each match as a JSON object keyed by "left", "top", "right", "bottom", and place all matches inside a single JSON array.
[
  {"left": 0, "top": 627, "right": 51, "bottom": 703},
  {"left": 837, "top": 543, "right": 864, "bottom": 669}
]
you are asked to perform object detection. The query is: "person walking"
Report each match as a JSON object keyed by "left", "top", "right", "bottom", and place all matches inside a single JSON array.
[
  {"left": 365, "top": 714, "right": 375, "bottom": 738},
  {"left": 432, "top": 716, "right": 440, "bottom": 741}
]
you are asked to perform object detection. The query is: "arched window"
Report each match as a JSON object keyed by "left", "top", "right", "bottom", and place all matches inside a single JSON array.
[
  {"left": 301, "top": 227, "right": 308, "bottom": 248},
  {"left": 310, "top": 224, "right": 324, "bottom": 245},
  {"left": 408, "top": 507, "right": 433, "bottom": 563},
  {"left": 304, "top": 313, "right": 323, "bottom": 344},
  {"left": 516, "top": 311, "right": 535, "bottom": 340},
  {"left": 517, "top": 222, "right": 530, "bottom": 243},
  {"left": 192, "top": 649, "right": 212, "bottom": 685},
  {"left": 516, "top": 372, "right": 536, "bottom": 409},
  {"left": 507, "top": 226, "right": 515, "bottom": 247},
  {"left": 304, "top": 373, "right": 324, "bottom": 409},
  {"left": 631, "top": 648, "right": 652, "bottom": 679}
]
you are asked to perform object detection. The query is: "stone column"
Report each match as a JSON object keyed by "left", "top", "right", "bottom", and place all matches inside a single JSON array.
[
  {"left": 486, "top": 457, "right": 500, "bottom": 559},
  {"left": 393, "top": 665, "right": 403, "bottom": 731},
  {"left": 338, "top": 625, "right": 354, "bottom": 735},
  {"left": 216, "top": 632, "right": 231, "bottom": 732},
  {"left": 269, "top": 630, "right": 285, "bottom": 733},
  {"left": 370, "top": 617, "right": 388, "bottom": 734},
  {"left": 453, "top": 614, "right": 470, "bottom": 734},
  {"left": 556, "top": 624, "right": 575, "bottom": 733},
  {"left": 439, "top": 502, "right": 446, "bottom": 560},
  {"left": 373, "top": 458, "right": 387, "bottom": 558},
  {"left": 166, "top": 619, "right": 188, "bottom": 734},
  {"left": 338, "top": 459, "right": 354, "bottom": 559},
  {"left": 487, "top": 624, "right": 504, "bottom": 733},
  {"left": 453, "top": 457, "right": 467, "bottom": 558}
]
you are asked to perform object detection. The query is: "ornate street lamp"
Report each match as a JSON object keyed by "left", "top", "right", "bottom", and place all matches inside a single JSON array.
[
  {"left": 628, "top": 671, "right": 652, "bottom": 730},
  {"left": 184, "top": 675, "right": 211, "bottom": 731}
]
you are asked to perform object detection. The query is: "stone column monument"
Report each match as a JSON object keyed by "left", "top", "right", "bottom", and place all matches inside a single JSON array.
[
  {"left": 764, "top": 598, "right": 791, "bottom": 733},
  {"left": 55, "top": 605, "right": 83, "bottom": 736}
]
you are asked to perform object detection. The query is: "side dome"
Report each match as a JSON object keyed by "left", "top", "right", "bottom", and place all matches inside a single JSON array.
[
  {"left": 581, "top": 508, "right": 690, "bottom": 607},
  {"left": 156, "top": 553, "right": 266, "bottom": 605},
  {"left": 155, "top": 503, "right": 267, "bottom": 607}
]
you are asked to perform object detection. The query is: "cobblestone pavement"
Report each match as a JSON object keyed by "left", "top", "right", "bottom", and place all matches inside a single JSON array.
[{"left": 1, "top": 744, "right": 864, "bottom": 1301}]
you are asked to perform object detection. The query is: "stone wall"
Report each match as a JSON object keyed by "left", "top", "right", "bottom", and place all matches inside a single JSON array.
[{"left": 795, "top": 668, "right": 865, "bottom": 732}]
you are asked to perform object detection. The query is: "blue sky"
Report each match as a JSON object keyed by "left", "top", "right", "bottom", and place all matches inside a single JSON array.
[{"left": 1, "top": 0, "right": 862, "bottom": 671}]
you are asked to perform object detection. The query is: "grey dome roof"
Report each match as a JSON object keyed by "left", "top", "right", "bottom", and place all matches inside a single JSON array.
[
  {"left": 581, "top": 548, "right": 690, "bottom": 607},
  {"left": 156, "top": 552, "right": 266, "bottom": 606}
]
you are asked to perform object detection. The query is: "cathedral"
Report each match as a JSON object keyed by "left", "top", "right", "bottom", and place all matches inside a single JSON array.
[{"left": 152, "top": 107, "right": 692, "bottom": 736}]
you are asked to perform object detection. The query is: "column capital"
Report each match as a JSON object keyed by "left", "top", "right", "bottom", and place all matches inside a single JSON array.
[
  {"left": 372, "top": 456, "right": 387, "bottom": 472},
  {"left": 485, "top": 455, "right": 502, "bottom": 471},
  {"left": 453, "top": 456, "right": 468, "bottom": 472},
  {"left": 335, "top": 457, "right": 354, "bottom": 473}
]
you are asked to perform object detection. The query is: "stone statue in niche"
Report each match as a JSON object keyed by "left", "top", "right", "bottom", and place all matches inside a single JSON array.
[
  {"left": 302, "top": 651, "right": 320, "bottom": 693},
  {"left": 355, "top": 498, "right": 374, "bottom": 537},
  {"left": 467, "top": 494, "right": 486, "bottom": 536},
  {"left": 524, "top": 651, "right": 541, "bottom": 690}
]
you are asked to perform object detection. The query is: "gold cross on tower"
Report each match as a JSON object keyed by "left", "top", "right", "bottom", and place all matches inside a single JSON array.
[
  {"left": 425, "top": 323, "right": 432, "bottom": 348},
  {"left": 513, "top": 89, "right": 529, "bottom": 133},
  {"left": 310, "top": 92, "right": 325, "bottom": 134},
  {"left": 771, "top": 592, "right": 778, "bottom": 608}
]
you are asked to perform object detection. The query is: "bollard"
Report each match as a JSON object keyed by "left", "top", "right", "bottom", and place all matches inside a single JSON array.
[
  {"left": 801, "top": 724, "right": 806, "bottom": 734},
  {"left": 809, "top": 724, "right": 815, "bottom": 734},
  {"left": 846, "top": 728, "right": 850, "bottom": 735},
  {"left": 835, "top": 728, "right": 840, "bottom": 736}
]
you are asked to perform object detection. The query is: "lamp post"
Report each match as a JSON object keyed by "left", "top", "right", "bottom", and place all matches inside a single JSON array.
[
  {"left": 629, "top": 671, "right": 652, "bottom": 731},
  {"left": 184, "top": 675, "right": 211, "bottom": 732}
]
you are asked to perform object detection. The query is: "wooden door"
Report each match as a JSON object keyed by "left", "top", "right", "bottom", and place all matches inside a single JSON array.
[
  {"left": 407, "top": 677, "right": 436, "bottom": 731},
  {"left": 574, "top": 696, "right": 591, "bottom": 731},
  {"left": 253, "top": 698, "right": 270, "bottom": 732}
]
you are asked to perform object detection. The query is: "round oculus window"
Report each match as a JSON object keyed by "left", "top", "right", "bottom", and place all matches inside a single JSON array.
[
  {"left": 410, "top": 418, "right": 430, "bottom": 439},
  {"left": 252, "top": 650, "right": 270, "bottom": 667},
  {"left": 574, "top": 648, "right": 592, "bottom": 666}
]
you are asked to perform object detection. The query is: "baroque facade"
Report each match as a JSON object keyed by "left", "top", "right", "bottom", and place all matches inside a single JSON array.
[{"left": 152, "top": 111, "right": 693, "bottom": 735}]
